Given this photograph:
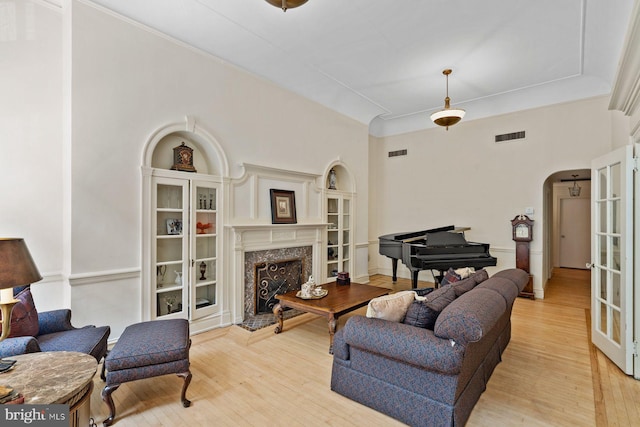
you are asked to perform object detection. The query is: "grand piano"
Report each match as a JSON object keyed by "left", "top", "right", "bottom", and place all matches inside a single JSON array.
[{"left": 379, "top": 225, "right": 497, "bottom": 289}]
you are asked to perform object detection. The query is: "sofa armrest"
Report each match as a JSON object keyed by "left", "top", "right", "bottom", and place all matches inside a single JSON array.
[
  {"left": 0, "top": 336, "right": 41, "bottom": 358},
  {"left": 38, "top": 309, "right": 74, "bottom": 335},
  {"left": 341, "top": 315, "right": 465, "bottom": 375}
]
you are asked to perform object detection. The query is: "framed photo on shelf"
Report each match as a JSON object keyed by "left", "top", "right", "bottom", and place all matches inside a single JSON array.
[
  {"left": 270, "top": 189, "right": 297, "bottom": 224},
  {"left": 166, "top": 219, "right": 183, "bottom": 235}
]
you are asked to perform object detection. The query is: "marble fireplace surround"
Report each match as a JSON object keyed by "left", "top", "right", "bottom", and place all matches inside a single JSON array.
[{"left": 230, "top": 224, "right": 324, "bottom": 322}]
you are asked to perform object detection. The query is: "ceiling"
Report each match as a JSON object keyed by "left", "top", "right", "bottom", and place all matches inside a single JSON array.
[{"left": 88, "top": 0, "right": 633, "bottom": 136}]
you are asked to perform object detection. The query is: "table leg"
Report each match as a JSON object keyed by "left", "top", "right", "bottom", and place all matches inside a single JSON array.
[
  {"left": 273, "top": 303, "right": 284, "bottom": 334},
  {"left": 328, "top": 315, "right": 337, "bottom": 354}
]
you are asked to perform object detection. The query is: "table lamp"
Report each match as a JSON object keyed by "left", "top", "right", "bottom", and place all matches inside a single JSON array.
[{"left": 0, "top": 238, "right": 42, "bottom": 341}]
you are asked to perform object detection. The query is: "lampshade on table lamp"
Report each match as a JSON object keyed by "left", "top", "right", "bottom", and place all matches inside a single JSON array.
[{"left": 0, "top": 238, "right": 42, "bottom": 341}]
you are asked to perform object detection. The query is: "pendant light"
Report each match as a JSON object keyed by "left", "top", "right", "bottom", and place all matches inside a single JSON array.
[
  {"left": 568, "top": 174, "right": 581, "bottom": 197},
  {"left": 265, "top": 0, "right": 308, "bottom": 12},
  {"left": 430, "top": 69, "right": 465, "bottom": 130}
]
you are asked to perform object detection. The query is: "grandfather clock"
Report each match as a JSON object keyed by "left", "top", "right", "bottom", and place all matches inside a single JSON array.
[{"left": 511, "top": 215, "right": 535, "bottom": 299}]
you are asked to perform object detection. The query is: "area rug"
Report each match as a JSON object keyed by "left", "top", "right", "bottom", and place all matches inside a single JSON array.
[{"left": 240, "top": 309, "right": 304, "bottom": 332}]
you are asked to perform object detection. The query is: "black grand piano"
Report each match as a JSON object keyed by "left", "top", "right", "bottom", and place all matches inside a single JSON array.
[{"left": 379, "top": 225, "right": 497, "bottom": 289}]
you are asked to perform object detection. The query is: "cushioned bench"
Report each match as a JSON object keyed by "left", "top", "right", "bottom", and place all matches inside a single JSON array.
[{"left": 101, "top": 319, "right": 192, "bottom": 426}]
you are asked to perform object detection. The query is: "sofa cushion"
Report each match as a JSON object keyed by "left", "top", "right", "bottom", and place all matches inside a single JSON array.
[
  {"left": 449, "top": 277, "right": 476, "bottom": 297},
  {"left": 366, "top": 291, "right": 416, "bottom": 322},
  {"left": 434, "top": 288, "right": 506, "bottom": 345},
  {"left": 471, "top": 268, "right": 489, "bottom": 284},
  {"left": 491, "top": 268, "right": 529, "bottom": 292},
  {"left": 7, "top": 287, "right": 39, "bottom": 338},
  {"left": 403, "top": 286, "right": 456, "bottom": 329},
  {"left": 477, "top": 277, "right": 519, "bottom": 306}
]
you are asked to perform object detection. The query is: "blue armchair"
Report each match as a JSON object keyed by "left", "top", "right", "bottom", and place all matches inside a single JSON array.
[{"left": 0, "top": 287, "right": 110, "bottom": 377}]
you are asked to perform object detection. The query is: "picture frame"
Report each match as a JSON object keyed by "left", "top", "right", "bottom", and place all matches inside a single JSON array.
[
  {"left": 166, "top": 219, "right": 183, "bottom": 235},
  {"left": 270, "top": 189, "right": 297, "bottom": 224}
]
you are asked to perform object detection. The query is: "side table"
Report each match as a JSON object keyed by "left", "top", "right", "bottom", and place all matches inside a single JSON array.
[{"left": 1, "top": 351, "right": 97, "bottom": 427}]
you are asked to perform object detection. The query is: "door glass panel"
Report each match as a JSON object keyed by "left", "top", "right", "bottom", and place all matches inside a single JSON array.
[
  {"left": 612, "top": 272, "right": 621, "bottom": 307},
  {"left": 611, "top": 200, "right": 620, "bottom": 234},
  {"left": 157, "top": 184, "right": 183, "bottom": 209},
  {"left": 195, "top": 284, "right": 216, "bottom": 308},
  {"left": 598, "top": 235, "right": 606, "bottom": 265},
  {"left": 612, "top": 236, "right": 621, "bottom": 271},
  {"left": 612, "top": 308, "right": 621, "bottom": 345},
  {"left": 598, "top": 201, "right": 607, "bottom": 233},
  {"left": 610, "top": 163, "right": 620, "bottom": 198},
  {"left": 599, "top": 269, "right": 607, "bottom": 300},
  {"left": 157, "top": 289, "right": 183, "bottom": 317},
  {"left": 598, "top": 168, "right": 607, "bottom": 199},
  {"left": 157, "top": 239, "right": 182, "bottom": 263},
  {"left": 599, "top": 302, "right": 607, "bottom": 335}
]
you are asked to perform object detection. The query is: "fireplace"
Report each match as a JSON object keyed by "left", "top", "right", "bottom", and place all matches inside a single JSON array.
[
  {"left": 244, "top": 246, "right": 313, "bottom": 319},
  {"left": 254, "top": 258, "right": 303, "bottom": 314}
]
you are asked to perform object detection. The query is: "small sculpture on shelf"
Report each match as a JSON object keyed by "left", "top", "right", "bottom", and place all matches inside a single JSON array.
[
  {"left": 196, "top": 222, "right": 212, "bottom": 234},
  {"left": 200, "top": 261, "right": 207, "bottom": 280},
  {"left": 174, "top": 271, "right": 182, "bottom": 285},
  {"left": 328, "top": 168, "right": 337, "bottom": 190}
]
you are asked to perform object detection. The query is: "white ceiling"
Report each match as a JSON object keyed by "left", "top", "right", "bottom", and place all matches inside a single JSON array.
[{"left": 88, "top": 0, "right": 634, "bottom": 136}]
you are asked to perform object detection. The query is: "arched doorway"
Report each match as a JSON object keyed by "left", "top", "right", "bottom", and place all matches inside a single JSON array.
[{"left": 543, "top": 168, "right": 591, "bottom": 283}]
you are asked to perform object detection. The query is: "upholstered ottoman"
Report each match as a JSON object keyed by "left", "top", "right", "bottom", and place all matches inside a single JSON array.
[{"left": 101, "top": 319, "right": 192, "bottom": 426}]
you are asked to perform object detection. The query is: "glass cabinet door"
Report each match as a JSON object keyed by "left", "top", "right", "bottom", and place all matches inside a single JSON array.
[
  {"left": 155, "top": 178, "right": 189, "bottom": 318},
  {"left": 191, "top": 183, "right": 218, "bottom": 319},
  {"left": 326, "top": 194, "right": 352, "bottom": 280}
]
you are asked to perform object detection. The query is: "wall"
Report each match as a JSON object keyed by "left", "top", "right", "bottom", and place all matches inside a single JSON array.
[
  {"left": 2, "top": 0, "right": 370, "bottom": 339},
  {"left": 0, "top": 1, "right": 67, "bottom": 310},
  {"left": 370, "top": 96, "right": 623, "bottom": 297}
]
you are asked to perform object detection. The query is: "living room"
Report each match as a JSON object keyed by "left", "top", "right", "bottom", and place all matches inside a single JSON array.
[{"left": 2, "top": 0, "right": 640, "bottom": 425}]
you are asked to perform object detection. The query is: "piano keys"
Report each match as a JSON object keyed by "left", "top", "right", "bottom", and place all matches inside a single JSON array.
[{"left": 379, "top": 226, "right": 497, "bottom": 289}]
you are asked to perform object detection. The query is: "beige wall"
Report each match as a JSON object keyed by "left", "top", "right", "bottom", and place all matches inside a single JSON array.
[{"left": 369, "top": 96, "right": 626, "bottom": 297}]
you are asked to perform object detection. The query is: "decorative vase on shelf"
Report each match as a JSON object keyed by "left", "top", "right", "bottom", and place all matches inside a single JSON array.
[{"left": 174, "top": 271, "right": 182, "bottom": 285}]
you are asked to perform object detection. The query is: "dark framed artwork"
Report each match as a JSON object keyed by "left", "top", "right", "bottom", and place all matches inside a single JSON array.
[{"left": 270, "top": 189, "right": 297, "bottom": 224}]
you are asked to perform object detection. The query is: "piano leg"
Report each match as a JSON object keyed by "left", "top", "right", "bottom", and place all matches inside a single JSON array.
[
  {"left": 392, "top": 258, "right": 398, "bottom": 282},
  {"left": 411, "top": 270, "right": 419, "bottom": 289}
]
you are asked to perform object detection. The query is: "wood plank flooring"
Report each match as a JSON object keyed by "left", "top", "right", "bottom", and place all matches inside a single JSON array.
[{"left": 88, "top": 270, "right": 640, "bottom": 426}]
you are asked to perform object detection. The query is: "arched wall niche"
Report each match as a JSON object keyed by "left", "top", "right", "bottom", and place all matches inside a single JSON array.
[
  {"left": 324, "top": 160, "right": 355, "bottom": 193},
  {"left": 142, "top": 117, "right": 229, "bottom": 176}
]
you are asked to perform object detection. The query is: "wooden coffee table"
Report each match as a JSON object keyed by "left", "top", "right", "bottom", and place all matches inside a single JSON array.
[{"left": 273, "top": 281, "right": 390, "bottom": 353}]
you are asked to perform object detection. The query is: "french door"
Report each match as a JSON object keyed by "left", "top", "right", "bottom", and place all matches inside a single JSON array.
[{"left": 591, "top": 145, "right": 633, "bottom": 375}]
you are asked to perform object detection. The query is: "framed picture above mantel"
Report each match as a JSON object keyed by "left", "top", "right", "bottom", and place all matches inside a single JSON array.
[{"left": 270, "top": 189, "right": 297, "bottom": 224}]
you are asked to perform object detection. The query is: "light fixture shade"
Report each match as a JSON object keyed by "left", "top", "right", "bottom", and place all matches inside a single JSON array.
[
  {"left": 0, "top": 238, "right": 42, "bottom": 289},
  {"left": 430, "top": 109, "right": 466, "bottom": 127},
  {"left": 265, "top": 0, "right": 308, "bottom": 11},
  {"left": 431, "top": 69, "right": 465, "bottom": 129}
]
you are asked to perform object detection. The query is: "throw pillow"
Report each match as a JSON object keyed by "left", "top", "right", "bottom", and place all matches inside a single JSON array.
[
  {"left": 404, "top": 286, "right": 457, "bottom": 329},
  {"left": 366, "top": 291, "right": 416, "bottom": 322},
  {"left": 424, "top": 285, "right": 456, "bottom": 312},
  {"left": 403, "top": 301, "right": 438, "bottom": 329},
  {"left": 414, "top": 287, "right": 435, "bottom": 297},
  {"left": 5, "top": 286, "right": 39, "bottom": 338},
  {"left": 450, "top": 277, "right": 476, "bottom": 297},
  {"left": 440, "top": 268, "right": 461, "bottom": 286},
  {"left": 454, "top": 267, "right": 474, "bottom": 279}
]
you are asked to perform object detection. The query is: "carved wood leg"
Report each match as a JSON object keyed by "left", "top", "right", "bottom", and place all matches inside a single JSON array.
[
  {"left": 100, "top": 351, "right": 108, "bottom": 381},
  {"left": 177, "top": 370, "right": 192, "bottom": 407},
  {"left": 101, "top": 384, "right": 120, "bottom": 427},
  {"left": 328, "top": 315, "right": 337, "bottom": 354},
  {"left": 392, "top": 259, "right": 398, "bottom": 282},
  {"left": 273, "top": 303, "right": 284, "bottom": 334}
]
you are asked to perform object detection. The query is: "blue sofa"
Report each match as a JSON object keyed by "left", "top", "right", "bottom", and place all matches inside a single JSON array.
[{"left": 330, "top": 268, "right": 529, "bottom": 427}]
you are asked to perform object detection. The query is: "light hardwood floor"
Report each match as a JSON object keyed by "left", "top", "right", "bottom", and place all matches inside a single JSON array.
[{"left": 89, "top": 269, "right": 640, "bottom": 426}]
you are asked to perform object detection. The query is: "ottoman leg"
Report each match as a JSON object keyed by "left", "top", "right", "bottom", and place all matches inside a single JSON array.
[
  {"left": 177, "top": 370, "right": 192, "bottom": 407},
  {"left": 101, "top": 384, "right": 120, "bottom": 427}
]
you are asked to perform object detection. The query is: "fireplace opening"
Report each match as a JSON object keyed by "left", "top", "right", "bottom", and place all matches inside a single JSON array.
[{"left": 254, "top": 258, "right": 303, "bottom": 315}]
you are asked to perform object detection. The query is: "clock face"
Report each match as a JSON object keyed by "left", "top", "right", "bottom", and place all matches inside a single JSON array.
[{"left": 515, "top": 223, "right": 529, "bottom": 239}]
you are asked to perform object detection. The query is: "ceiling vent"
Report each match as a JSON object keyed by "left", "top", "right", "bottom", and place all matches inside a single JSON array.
[{"left": 495, "top": 131, "right": 525, "bottom": 143}]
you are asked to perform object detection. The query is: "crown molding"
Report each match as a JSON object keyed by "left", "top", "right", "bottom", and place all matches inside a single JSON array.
[{"left": 609, "top": 1, "right": 640, "bottom": 115}]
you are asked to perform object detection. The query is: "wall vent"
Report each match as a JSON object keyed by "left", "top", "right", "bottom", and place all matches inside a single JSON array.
[
  {"left": 388, "top": 149, "right": 407, "bottom": 157},
  {"left": 495, "top": 131, "right": 525, "bottom": 143}
]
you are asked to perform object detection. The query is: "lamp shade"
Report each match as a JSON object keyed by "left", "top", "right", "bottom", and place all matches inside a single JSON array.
[{"left": 0, "top": 238, "right": 42, "bottom": 289}]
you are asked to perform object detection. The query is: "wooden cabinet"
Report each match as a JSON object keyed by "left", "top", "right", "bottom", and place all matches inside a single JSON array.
[{"left": 151, "top": 173, "right": 220, "bottom": 321}]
